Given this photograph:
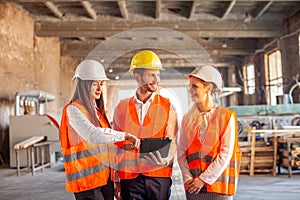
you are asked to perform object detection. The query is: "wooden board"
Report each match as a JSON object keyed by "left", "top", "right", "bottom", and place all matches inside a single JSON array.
[{"left": 14, "top": 136, "right": 45, "bottom": 150}]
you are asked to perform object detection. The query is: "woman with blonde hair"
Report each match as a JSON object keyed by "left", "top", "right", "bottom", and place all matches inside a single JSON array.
[{"left": 177, "top": 65, "right": 241, "bottom": 200}]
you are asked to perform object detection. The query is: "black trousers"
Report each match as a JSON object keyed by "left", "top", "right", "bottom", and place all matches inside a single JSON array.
[
  {"left": 120, "top": 174, "right": 172, "bottom": 200},
  {"left": 74, "top": 179, "right": 114, "bottom": 200}
]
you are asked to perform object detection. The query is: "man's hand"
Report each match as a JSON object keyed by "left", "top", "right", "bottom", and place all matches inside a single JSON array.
[
  {"left": 185, "top": 177, "right": 204, "bottom": 194},
  {"left": 114, "top": 182, "right": 121, "bottom": 200},
  {"left": 140, "top": 150, "right": 167, "bottom": 166},
  {"left": 125, "top": 133, "right": 140, "bottom": 149}
]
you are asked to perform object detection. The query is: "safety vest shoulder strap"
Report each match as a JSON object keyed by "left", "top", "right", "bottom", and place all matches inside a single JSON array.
[
  {"left": 118, "top": 97, "right": 138, "bottom": 129},
  {"left": 71, "top": 100, "right": 91, "bottom": 120},
  {"left": 60, "top": 103, "right": 72, "bottom": 149}
]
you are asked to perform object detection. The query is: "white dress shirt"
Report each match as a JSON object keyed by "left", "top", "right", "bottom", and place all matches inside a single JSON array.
[{"left": 113, "top": 92, "right": 178, "bottom": 165}]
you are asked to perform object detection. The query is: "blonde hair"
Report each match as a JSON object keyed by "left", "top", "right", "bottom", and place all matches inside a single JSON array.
[{"left": 182, "top": 104, "right": 200, "bottom": 132}]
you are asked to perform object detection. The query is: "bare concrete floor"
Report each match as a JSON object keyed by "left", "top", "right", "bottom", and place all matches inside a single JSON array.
[{"left": 0, "top": 162, "right": 299, "bottom": 200}]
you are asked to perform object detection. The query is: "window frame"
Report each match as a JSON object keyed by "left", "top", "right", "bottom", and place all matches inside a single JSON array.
[{"left": 265, "top": 49, "right": 283, "bottom": 105}]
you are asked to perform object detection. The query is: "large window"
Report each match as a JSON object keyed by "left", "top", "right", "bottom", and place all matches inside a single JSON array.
[
  {"left": 265, "top": 50, "right": 283, "bottom": 105},
  {"left": 243, "top": 64, "right": 255, "bottom": 95}
]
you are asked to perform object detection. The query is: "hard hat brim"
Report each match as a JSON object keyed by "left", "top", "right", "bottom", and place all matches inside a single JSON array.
[
  {"left": 184, "top": 74, "right": 222, "bottom": 93},
  {"left": 129, "top": 65, "right": 165, "bottom": 72},
  {"left": 184, "top": 74, "right": 205, "bottom": 81},
  {"left": 72, "top": 75, "right": 110, "bottom": 81}
]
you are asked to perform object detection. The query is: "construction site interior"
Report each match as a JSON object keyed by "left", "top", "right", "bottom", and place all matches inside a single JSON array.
[{"left": 0, "top": 1, "right": 300, "bottom": 199}]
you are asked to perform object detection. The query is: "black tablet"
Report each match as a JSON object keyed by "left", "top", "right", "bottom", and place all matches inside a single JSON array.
[{"left": 139, "top": 138, "right": 171, "bottom": 158}]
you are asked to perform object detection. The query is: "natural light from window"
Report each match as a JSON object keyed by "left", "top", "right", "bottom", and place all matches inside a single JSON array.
[
  {"left": 266, "top": 50, "right": 283, "bottom": 105},
  {"left": 243, "top": 64, "right": 255, "bottom": 95}
]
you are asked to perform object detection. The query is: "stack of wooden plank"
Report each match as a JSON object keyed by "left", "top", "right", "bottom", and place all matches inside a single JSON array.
[
  {"left": 281, "top": 145, "right": 300, "bottom": 168},
  {"left": 277, "top": 126, "right": 300, "bottom": 177},
  {"left": 239, "top": 128, "right": 278, "bottom": 176}
]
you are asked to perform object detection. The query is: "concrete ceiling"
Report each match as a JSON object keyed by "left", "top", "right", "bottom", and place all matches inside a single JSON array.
[{"left": 8, "top": 0, "right": 300, "bottom": 79}]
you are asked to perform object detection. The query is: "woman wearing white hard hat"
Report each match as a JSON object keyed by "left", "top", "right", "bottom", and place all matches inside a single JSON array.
[
  {"left": 177, "top": 65, "right": 241, "bottom": 200},
  {"left": 60, "top": 60, "right": 140, "bottom": 200}
]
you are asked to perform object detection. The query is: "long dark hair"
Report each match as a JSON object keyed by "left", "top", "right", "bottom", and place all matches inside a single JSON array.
[{"left": 71, "top": 79, "right": 110, "bottom": 128}]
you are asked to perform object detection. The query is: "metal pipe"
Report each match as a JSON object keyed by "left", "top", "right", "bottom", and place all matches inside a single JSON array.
[
  {"left": 288, "top": 83, "right": 300, "bottom": 104},
  {"left": 15, "top": 94, "right": 20, "bottom": 116},
  {"left": 14, "top": 91, "right": 55, "bottom": 115}
]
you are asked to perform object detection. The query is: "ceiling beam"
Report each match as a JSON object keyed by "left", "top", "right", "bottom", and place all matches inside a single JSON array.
[
  {"left": 286, "top": 6, "right": 300, "bottom": 19},
  {"left": 81, "top": 1, "right": 97, "bottom": 20},
  {"left": 252, "top": 1, "right": 274, "bottom": 20},
  {"left": 77, "top": 37, "right": 86, "bottom": 41},
  {"left": 117, "top": 0, "right": 129, "bottom": 19},
  {"left": 156, "top": 0, "right": 161, "bottom": 19},
  {"left": 9, "top": 0, "right": 300, "bottom": 2},
  {"left": 40, "top": 30, "right": 281, "bottom": 38},
  {"left": 188, "top": 1, "right": 196, "bottom": 19},
  {"left": 43, "top": 1, "right": 63, "bottom": 18},
  {"left": 104, "top": 58, "right": 238, "bottom": 70},
  {"left": 35, "top": 20, "right": 283, "bottom": 38},
  {"left": 61, "top": 46, "right": 252, "bottom": 67},
  {"left": 62, "top": 47, "right": 253, "bottom": 58},
  {"left": 221, "top": 0, "right": 236, "bottom": 19},
  {"left": 60, "top": 39, "right": 256, "bottom": 57}
]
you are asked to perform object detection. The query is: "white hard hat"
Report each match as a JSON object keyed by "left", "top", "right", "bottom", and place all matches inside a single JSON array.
[
  {"left": 185, "top": 65, "right": 223, "bottom": 93},
  {"left": 73, "top": 60, "right": 109, "bottom": 80}
]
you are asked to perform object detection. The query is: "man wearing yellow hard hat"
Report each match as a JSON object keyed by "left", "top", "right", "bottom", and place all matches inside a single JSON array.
[{"left": 113, "top": 50, "right": 178, "bottom": 200}]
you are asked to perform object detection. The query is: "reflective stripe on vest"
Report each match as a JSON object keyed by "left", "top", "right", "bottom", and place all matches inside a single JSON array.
[
  {"left": 60, "top": 100, "right": 111, "bottom": 193},
  {"left": 66, "top": 162, "right": 110, "bottom": 181},
  {"left": 115, "top": 94, "right": 173, "bottom": 179},
  {"left": 184, "top": 107, "right": 241, "bottom": 195}
]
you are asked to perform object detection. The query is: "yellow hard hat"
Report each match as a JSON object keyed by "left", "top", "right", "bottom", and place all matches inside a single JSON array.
[{"left": 129, "top": 50, "right": 164, "bottom": 72}]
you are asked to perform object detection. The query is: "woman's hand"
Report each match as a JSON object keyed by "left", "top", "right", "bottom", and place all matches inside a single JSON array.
[
  {"left": 185, "top": 177, "right": 204, "bottom": 194},
  {"left": 125, "top": 133, "right": 140, "bottom": 149}
]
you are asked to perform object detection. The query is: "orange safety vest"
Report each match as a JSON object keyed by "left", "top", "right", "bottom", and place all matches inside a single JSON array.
[
  {"left": 60, "top": 100, "right": 111, "bottom": 193},
  {"left": 115, "top": 94, "right": 173, "bottom": 180},
  {"left": 183, "top": 106, "right": 241, "bottom": 195}
]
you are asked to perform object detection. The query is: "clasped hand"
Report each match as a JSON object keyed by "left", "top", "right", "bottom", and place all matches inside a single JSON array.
[{"left": 185, "top": 177, "right": 204, "bottom": 194}]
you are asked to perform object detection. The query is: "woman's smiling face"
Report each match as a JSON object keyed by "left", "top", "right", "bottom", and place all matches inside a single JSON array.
[
  {"left": 90, "top": 80, "right": 104, "bottom": 101},
  {"left": 188, "top": 76, "right": 209, "bottom": 103}
]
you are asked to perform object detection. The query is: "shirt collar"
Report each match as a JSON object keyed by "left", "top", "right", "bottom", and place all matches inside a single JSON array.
[
  {"left": 134, "top": 92, "right": 156, "bottom": 104},
  {"left": 199, "top": 105, "right": 217, "bottom": 115}
]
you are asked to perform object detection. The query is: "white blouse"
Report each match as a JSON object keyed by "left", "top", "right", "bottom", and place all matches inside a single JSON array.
[
  {"left": 177, "top": 106, "right": 236, "bottom": 185},
  {"left": 67, "top": 105, "right": 125, "bottom": 144}
]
